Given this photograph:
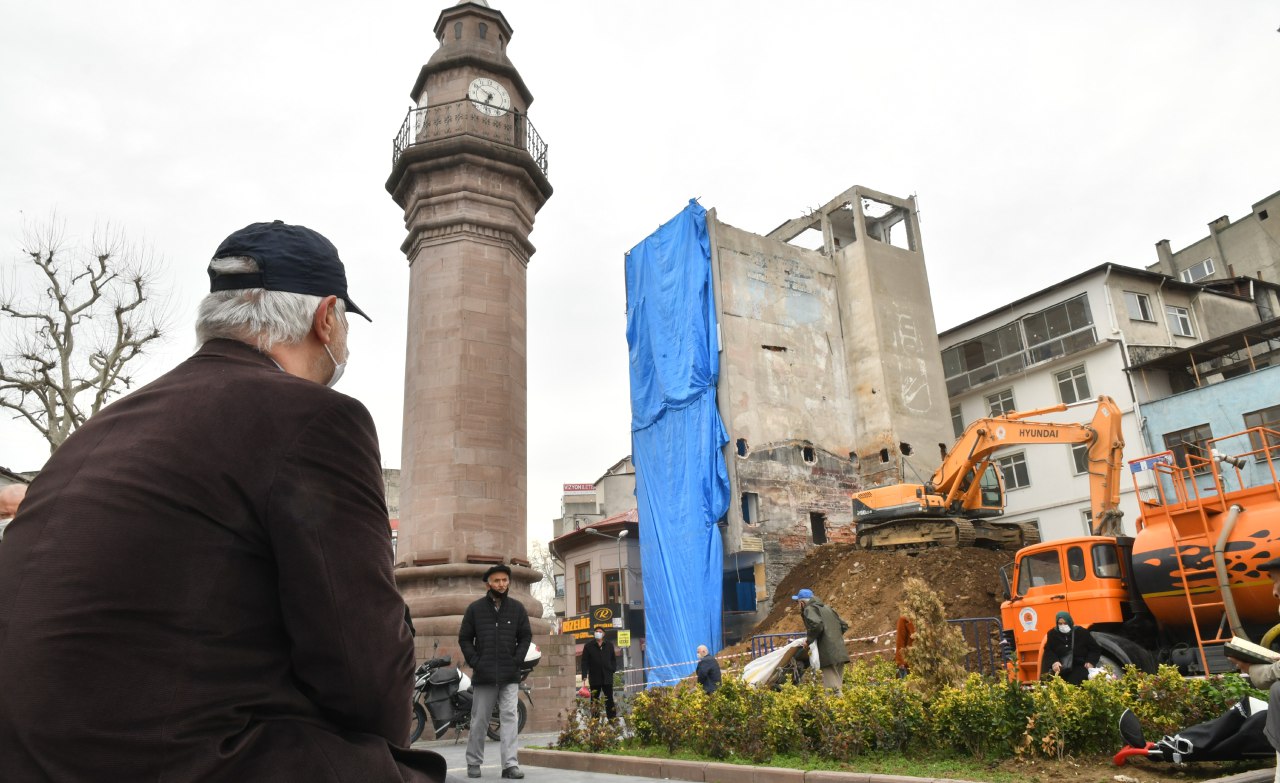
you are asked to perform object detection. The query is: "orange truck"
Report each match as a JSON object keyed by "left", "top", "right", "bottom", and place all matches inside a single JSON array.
[
  {"left": 852, "top": 396, "right": 1125, "bottom": 550},
  {"left": 999, "top": 425, "right": 1280, "bottom": 681}
]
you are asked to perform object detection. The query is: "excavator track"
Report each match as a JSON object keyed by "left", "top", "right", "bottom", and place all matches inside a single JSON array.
[
  {"left": 856, "top": 517, "right": 1030, "bottom": 551},
  {"left": 1017, "top": 521, "right": 1041, "bottom": 547}
]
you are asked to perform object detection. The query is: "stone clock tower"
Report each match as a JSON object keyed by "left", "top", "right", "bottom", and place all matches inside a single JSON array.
[{"left": 386, "top": 0, "right": 564, "bottom": 722}]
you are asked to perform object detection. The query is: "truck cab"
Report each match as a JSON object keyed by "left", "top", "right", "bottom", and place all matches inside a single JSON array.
[{"left": 1000, "top": 536, "right": 1141, "bottom": 681}]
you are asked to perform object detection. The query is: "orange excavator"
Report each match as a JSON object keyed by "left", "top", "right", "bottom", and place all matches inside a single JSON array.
[{"left": 851, "top": 396, "right": 1126, "bottom": 550}]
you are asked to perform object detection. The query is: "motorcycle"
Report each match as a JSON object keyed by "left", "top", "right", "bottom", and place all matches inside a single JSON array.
[{"left": 408, "top": 643, "right": 539, "bottom": 743}]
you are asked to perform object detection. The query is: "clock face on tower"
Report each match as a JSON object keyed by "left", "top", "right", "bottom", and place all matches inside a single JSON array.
[{"left": 467, "top": 77, "right": 511, "bottom": 117}]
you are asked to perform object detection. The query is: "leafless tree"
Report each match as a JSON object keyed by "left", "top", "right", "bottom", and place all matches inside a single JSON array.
[
  {"left": 0, "top": 216, "right": 168, "bottom": 453},
  {"left": 527, "top": 539, "right": 559, "bottom": 620}
]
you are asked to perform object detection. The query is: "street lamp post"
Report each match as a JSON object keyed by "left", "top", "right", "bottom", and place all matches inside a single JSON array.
[{"left": 616, "top": 530, "right": 630, "bottom": 683}]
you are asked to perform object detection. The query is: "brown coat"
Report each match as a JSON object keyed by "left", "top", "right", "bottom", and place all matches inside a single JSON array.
[{"left": 0, "top": 339, "right": 444, "bottom": 782}]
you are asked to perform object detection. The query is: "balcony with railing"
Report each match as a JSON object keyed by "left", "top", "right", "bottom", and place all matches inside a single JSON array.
[
  {"left": 945, "top": 325, "right": 1099, "bottom": 397},
  {"left": 391, "top": 98, "right": 548, "bottom": 176}
]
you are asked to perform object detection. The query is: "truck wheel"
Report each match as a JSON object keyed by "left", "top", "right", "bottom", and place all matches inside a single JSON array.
[{"left": 1093, "top": 632, "right": 1157, "bottom": 675}]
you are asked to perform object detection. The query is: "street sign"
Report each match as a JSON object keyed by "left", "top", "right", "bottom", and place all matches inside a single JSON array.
[{"left": 617, "top": 630, "right": 631, "bottom": 648}]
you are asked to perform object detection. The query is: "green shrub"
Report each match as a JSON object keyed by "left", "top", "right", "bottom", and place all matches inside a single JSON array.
[{"left": 574, "top": 659, "right": 1253, "bottom": 764}]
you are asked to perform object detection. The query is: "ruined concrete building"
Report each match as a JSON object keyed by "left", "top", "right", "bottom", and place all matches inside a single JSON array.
[{"left": 710, "top": 186, "right": 952, "bottom": 627}]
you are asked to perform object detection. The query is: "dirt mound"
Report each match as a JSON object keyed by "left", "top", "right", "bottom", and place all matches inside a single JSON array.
[{"left": 728, "top": 545, "right": 1013, "bottom": 659}]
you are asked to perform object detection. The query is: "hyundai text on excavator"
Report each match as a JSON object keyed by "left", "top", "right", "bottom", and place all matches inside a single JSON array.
[
  {"left": 851, "top": 395, "right": 1126, "bottom": 550},
  {"left": 1000, "top": 424, "right": 1280, "bottom": 682}
]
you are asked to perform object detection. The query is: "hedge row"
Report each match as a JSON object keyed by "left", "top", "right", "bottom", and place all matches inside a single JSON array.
[{"left": 556, "top": 658, "right": 1259, "bottom": 764}]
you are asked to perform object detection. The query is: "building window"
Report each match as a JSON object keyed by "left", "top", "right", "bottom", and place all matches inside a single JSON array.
[
  {"left": 741, "top": 492, "right": 760, "bottom": 524},
  {"left": 1081, "top": 508, "right": 1094, "bottom": 535},
  {"left": 986, "top": 388, "right": 1016, "bottom": 416},
  {"left": 603, "top": 570, "right": 622, "bottom": 605},
  {"left": 1020, "top": 293, "right": 1096, "bottom": 364},
  {"left": 1071, "top": 443, "right": 1089, "bottom": 475},
  {"left": 1166, "top": 305, "right": 1194, "bottom": 337},
  {"left": 996, "top": 452, "right": 1030, "bottom": 490},
  {"left": 950, "top": 404, "right": 964, "bottom": 438},
  {"left": 1055, "top": 365, "right": 1091, "bottom": 404},
  {"left": 809, "top": 512, "right": 827, "bottom": 545},
  {"left": 1244, "top": 405, "right": 1280, "bottom": 458},
  {"left": 1163, "top": 424, "right": 1213, "bottom": 471},
  {"left": 575, "top": 562, "right": 591, "bottom": 614},
  {"left": 1180, "top": 258, "right": 1215, "bottom": 283},
  {"left": 553, "top": 573, "right": 565, "bottom": 599},
  {"left": 1123, "top": 291, "right": 1154, "bottom": 322}
]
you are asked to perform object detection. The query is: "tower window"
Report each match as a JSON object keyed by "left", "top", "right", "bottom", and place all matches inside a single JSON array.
[
  {"left": 454, "top": 21, "right": 463, "bottom": 39},
  {"left": 478, "top": 22, "right": 488, "bottom": 39}
]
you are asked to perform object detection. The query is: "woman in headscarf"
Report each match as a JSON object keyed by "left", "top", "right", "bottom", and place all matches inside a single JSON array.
[{"left": 1040, "top": 611, "right": 1102, "bottom": 685}]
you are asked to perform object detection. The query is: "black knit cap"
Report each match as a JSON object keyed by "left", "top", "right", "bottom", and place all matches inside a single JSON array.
[
  {"left": 482, "top": 564, "right": 513, "bottom": 581},
  {"left": 210, "top": 220, "right": 370, "bottom": 321}
]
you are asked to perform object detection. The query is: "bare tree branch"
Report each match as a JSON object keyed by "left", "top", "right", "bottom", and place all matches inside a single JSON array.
[{"left": 0, "top": 214, "right": 170, "bottom": 453}]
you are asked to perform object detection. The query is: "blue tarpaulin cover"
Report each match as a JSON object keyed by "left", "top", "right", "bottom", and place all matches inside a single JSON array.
[{"left": 625, "top": 199, "right": 730, "bottom": 687}]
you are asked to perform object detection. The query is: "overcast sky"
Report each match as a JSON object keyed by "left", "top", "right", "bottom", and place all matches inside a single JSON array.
[{"left": 2, "top": 1, "right": 1277, "bottom": 545}]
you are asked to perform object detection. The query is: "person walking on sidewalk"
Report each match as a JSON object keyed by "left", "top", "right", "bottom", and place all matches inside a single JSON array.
[
  {"left": 459, "top": 564, "right": 532, "bottom": 779},
  {"left": 794, "top": 588, "right": 850, "bottom": 693},
  {"left": 581, "top": 629, "right": 618, "bottom": 719}
]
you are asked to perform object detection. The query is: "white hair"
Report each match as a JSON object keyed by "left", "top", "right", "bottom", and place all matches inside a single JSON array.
[{"left": 196, "top": 256, "right": 345, "bottom": 352}]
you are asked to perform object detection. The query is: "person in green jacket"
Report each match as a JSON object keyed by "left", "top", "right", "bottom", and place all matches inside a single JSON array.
[{"left": 794, "top": 588, "right": 850, "bottom": 692}]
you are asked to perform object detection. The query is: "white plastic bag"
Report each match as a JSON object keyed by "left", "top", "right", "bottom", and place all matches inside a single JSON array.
[{"left": 742, "top": 638, "right": 806, "bottom": 686}]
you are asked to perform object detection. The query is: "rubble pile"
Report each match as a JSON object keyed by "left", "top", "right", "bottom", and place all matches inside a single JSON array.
[{"left": 728, "top": 544, "right": 1012, "bottom": 660}]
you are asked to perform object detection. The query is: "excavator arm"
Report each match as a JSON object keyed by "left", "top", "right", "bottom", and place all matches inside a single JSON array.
[
  {"left": 932, "top": 396, "right": 1126, "bottom": 534},
  {"left": 852, "top": 396, "right": 1126, "bottom": 544}
]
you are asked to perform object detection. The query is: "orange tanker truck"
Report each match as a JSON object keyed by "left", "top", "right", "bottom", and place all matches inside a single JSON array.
[{"left": 1000, "top": 424, "right": 1280, "bottom": 681}]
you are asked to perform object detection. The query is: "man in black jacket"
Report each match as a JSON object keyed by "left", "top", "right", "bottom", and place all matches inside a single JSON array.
[
  {"left": 695, "top": 645, "right": 721, "bottom": 694},
  {"left": 581, "top": 629, "right": 618, "bottom": 719},
  {"left": 459, "top": 564, "right": 531, "bottom": 779}
]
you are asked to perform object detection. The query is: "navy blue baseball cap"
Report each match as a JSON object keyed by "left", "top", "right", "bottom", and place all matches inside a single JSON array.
[{"left": 209, "top": 220, "right": 370, "bottom": 321}]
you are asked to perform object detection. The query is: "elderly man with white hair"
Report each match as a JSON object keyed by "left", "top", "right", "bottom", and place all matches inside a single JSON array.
[
  {"left": 0, "top": 483, "right": 27, "bottom": 541},
  {"left": 0, "top": 221, "right": 446, "bottom": 782}
]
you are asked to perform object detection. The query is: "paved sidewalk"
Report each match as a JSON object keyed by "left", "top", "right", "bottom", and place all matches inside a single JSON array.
[
  {"left": 414, "top": 731, "right": 1277, "bottom": 783},
  {"left": 411, "top": 731, "right": 671, "bottom": 782}
]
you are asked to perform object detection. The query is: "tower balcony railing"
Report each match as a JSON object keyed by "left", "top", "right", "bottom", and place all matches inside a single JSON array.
[{"left": 392, "top": 99, "right": 548, "bottom": 176}]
